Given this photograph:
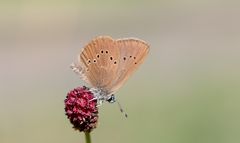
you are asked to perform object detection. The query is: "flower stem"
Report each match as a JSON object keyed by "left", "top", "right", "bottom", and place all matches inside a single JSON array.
[{"left": 84, "top": 132, "right": 91, "bottom": 143}]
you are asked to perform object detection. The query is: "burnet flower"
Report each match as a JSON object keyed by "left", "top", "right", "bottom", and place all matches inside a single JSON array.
[{"left": 64, "top": 86, "right": 98, "bottom": 132}]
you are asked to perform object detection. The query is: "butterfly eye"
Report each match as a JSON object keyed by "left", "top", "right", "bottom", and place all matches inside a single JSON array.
[
  {"left": 101, "top": 50, "right": 104, "bottom": 53},
  {"left": 123, "top": 57, "right": 126, "bottom": 61},
  {"left": 106, "top": 51, "right": 108, "bottom": 54},
  {"left": 114, "top": 61, "right": 117, "bottom": 64},
  {"left": 97, "top": 54, "right": 100, "bottom": 58},
  {"left": 93, "top": 59, "right": 97, "bottom": 63},
  {"left": 110, "top": 57, "right": 113, "bottom": 60},
  {"left": 88, "top": 60, "right": 91, "bottom": 64}
]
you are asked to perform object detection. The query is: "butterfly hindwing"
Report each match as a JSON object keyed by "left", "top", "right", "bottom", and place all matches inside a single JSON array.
[{"left": 108, "top": 38, "right": 149, "bottom": 93}]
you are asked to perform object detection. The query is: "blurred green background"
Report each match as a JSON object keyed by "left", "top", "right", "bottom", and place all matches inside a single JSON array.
[{"left": 1, "top": 0, "right": 240, "bottom": 143}]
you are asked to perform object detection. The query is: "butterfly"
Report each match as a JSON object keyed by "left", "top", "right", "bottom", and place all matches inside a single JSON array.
[{"left": 71, "top": 36, "right": 149, "bottom": 116}]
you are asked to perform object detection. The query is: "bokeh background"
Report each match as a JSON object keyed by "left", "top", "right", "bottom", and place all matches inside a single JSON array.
[{"left": 1, "top": 0, "right": 240, "bottom": 143}]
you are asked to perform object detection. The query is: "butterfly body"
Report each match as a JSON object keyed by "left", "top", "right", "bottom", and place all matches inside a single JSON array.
[
  {"left": 71, "top": 36, "right": 149, "bottom": 105},
  {"left": 89, "top": 87, "right": 116, "bottom": 105}
]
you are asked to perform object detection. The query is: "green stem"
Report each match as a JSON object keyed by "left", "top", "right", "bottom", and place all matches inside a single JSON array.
[{"left": 84, "top": 132, "right": 91, "bottom": 143}]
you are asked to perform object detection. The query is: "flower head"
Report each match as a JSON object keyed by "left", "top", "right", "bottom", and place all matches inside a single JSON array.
[{"left": 64, "top": 86, "right": 98, "bottom": 132}]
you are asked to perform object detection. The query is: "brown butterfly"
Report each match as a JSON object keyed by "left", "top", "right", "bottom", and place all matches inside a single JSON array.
[{"left": 71, "top": 36, "right": 149, "bottom": 116}]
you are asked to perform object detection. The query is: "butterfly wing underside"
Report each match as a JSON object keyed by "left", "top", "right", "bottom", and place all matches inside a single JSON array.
[
  {"left": 109, "top": 38, "right": 149, "bottom": 93},
  {"left": 72, "top": 36, "right": 149, "bottom": 95}
]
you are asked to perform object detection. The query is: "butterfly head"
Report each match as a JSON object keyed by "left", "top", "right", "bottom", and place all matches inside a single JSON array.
[{"left": 106, "top": 94, "right": 116, "bottom": 103}]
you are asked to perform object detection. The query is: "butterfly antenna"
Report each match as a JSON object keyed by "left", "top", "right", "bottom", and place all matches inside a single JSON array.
[{"left": 117, "top": 101, "right": 128, "bottom": 118}]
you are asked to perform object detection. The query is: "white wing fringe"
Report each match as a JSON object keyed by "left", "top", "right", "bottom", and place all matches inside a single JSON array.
[{"left": 70, "top": 62, "right": 90, "bottom": 84}]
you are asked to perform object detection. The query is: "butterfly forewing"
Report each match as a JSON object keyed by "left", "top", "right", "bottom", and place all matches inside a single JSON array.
[
  {"left": 74, "top": 36, "right": 149, "bottom": 95},
  {"left": 78, "top": 36, "right": 120, "bottom": 90}
]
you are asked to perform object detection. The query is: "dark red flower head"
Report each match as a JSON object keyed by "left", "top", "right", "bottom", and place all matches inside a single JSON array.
[{"left": 64, "top": 86, "right": 98, "bottom": 132}]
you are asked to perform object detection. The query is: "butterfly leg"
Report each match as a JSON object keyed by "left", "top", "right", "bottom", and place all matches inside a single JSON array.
[
  {"left": 96, "top": 100, "right": 104, "bottom": 107},
  {"left": 89, "top": 97, "right": 98, "bottom": 101}
]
